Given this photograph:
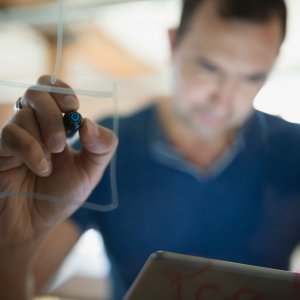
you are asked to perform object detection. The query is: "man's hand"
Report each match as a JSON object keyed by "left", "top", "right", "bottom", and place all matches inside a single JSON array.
[{"left": 0, "top": 75, "right": 118, "bottom": 249}]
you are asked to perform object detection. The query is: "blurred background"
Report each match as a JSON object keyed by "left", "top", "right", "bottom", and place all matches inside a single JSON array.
[
  {"left": 1, "top": 0, "right": 299, "bottom": 123},
  {"left": 1, "top": 0, "right": 300, "bottom": 299},
  {"left": 0, "top": 0, "right": 181, "bottom": 126}
]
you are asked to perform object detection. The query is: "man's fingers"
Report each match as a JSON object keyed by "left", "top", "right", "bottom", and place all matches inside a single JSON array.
[
  {"left": 1, "top": 123, "right": 52, "bottom": 177},
  {"left": 21, "top": 88, "right": 66, "bottom": 153},
  {"left": 11, "top": 107, "right": 51, "bottom": 160},
  {"left": 17, "top": 75, "right": 80, "bottom": 154},
  {"left": 0, "top": 156, "right": 22, "bottom": 172},
  {"left": 37, "top": 75, "right": 79, "bottom": 112},
  {"left": 0, "top": 107, "right": 49, "bottom": 172},
  {"left": 77, "top": 119, "right": 118, "bottom": 181}
]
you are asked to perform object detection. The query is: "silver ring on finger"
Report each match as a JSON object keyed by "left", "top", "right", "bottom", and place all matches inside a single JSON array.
[{"left": 14, "top": 97, "right": 23, "bottom": 113}]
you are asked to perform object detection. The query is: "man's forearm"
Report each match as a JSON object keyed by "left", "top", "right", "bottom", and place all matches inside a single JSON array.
[
  {"left": 0, "top": 243, "right": 42, "bottom": 300},
  {"left": 0, "top": 266, "right": 33, "bottom": 300}
]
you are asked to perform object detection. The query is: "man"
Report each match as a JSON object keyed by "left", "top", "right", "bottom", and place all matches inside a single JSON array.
[{"left": 0, "top": 0, "right": 294, "bottom": 299}]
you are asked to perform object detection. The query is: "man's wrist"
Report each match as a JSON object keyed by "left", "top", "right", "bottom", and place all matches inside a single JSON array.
[{"left": 0, "top": 262, "right": 33, "bottom": 300}]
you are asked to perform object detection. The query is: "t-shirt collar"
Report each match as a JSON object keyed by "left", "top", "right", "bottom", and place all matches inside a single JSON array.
[{"left": 148, "top": 107, "right": 260, "bottom": 180}]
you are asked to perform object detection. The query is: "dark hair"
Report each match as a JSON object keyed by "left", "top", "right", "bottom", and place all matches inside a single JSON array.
[{"left": 177, "top": 0, "right": 287, "bottom": 41}]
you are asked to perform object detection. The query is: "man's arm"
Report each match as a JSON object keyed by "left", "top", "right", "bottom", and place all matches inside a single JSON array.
[
  {"left": 0, "top": 220, "right": 81, "bottom": 300},
  {"left": 0, "top": 243, "right": 37, "bottom": 300},
  {"left": 33, "top": 219, "right": 82, "bottom": 294},
  {"left": 0, "top": 75, "right": 117, "bottom": 299}
]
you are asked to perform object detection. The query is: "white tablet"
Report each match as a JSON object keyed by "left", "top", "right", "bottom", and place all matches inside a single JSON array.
[{"left": 124, "top": 251, "right": 300, "bottom": 300}]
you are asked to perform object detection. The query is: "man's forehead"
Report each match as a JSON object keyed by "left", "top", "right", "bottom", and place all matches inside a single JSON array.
[
  {"left": 184, "top": 1, "right": 282, "bottom": 57},
  {"left": 188, "top": 0, "right": 281, "bottom": 33},
  {"left": 180, "top": 26, "right": 280, "bottom": 78}
]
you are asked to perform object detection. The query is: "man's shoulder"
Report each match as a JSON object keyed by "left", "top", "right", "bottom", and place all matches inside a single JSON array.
[
  {"left": 255, "top": 110, "right": 300, "bottom": 140},
  {"left": 254, "top": 111, "right": 300, "bottom": 190},
  {"left": 256, "top": 111, "right": 300, "bottom": 167}
]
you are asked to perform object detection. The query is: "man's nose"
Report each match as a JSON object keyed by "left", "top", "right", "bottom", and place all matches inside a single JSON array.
[{"left": 211, "top": 75, "right": 237, "bottom": 109}]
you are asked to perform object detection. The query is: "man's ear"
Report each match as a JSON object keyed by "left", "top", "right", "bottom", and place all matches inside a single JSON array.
[{"left": 168, "top": 28, "right": 178, "bottom": 56}]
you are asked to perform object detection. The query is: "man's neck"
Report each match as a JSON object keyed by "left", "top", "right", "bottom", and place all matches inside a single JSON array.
[{"left": 156, "top": 99, "right": 235, "bottom": 171}]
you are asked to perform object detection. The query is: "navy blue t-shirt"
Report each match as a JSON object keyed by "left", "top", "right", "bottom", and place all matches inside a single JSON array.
[{"left": 72, "top": 105, "right": 300, "bottom": 299}]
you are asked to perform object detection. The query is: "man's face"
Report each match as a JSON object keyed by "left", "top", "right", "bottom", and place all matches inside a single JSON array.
[{"left": 171, "top": 0, "right": 283, "bottom": 140}]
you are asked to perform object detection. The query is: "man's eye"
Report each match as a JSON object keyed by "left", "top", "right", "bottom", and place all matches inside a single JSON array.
[
  {"left": 198, "top": 59, "right": 218, "bottom": 73},
  {"left": 244, "top": 74, "right": 267, "bottom": 84}
]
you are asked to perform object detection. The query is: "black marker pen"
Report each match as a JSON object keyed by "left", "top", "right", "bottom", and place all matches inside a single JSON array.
[{"left": 63, "top": 111, "right": 83, "bottom": 137}]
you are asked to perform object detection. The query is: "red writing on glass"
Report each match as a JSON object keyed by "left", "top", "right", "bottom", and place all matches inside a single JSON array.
[{"left": 171, "top": 264, "right": 269, "bottom": 300}]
